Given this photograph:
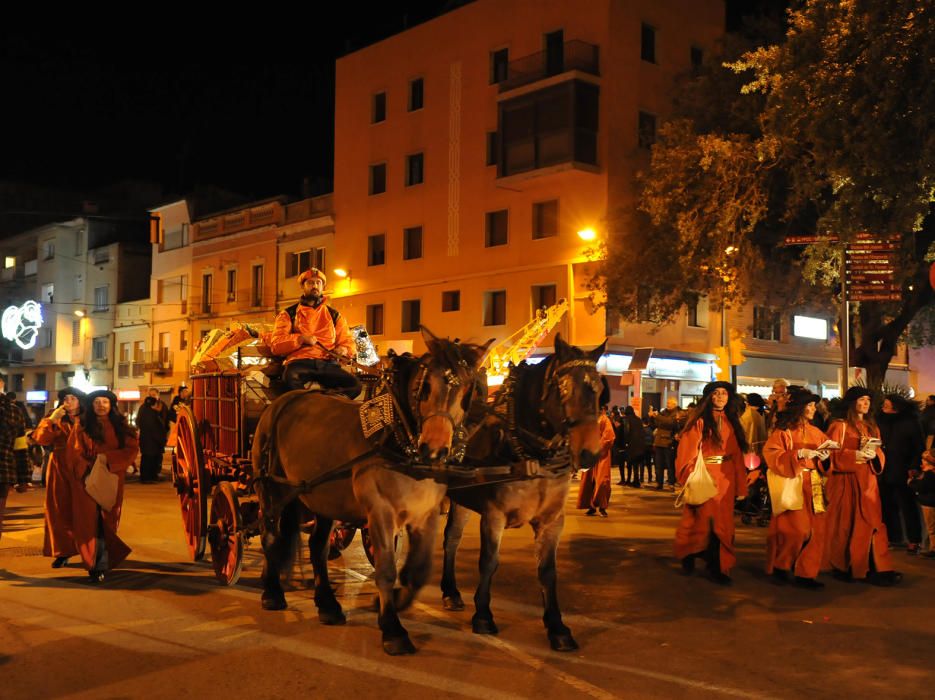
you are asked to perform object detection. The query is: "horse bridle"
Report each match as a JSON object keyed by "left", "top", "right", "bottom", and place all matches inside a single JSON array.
[
  {"left": 410, "top": 360, "right": 472, "bottom": 433},
  {"left": 542, "top": 358, "right": 602, "bottom": 429}
]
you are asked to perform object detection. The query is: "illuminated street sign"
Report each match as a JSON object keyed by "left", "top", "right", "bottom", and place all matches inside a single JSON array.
[{"left": 1, "top": 300, "right": 43, "bottom": 349}]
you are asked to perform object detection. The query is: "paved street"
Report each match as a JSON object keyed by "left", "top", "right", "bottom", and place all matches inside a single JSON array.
[{"left": 1, "top": 469, "right": 932, "bottom": 699}]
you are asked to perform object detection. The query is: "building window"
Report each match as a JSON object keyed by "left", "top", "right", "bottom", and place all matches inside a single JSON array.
[
  {"left": 484, "top": 290, "right": 507, "bottom": 326},
  {"left": 687, "top": 294, "right": 709, "bottom": 328},
  {"left": 120, "top": 342, "right": 130, "bottom": 363},
  {"left": 286, "top": 248, "right": 325, "bottom": 278},
  {"left": 636, "top": 285, "right": 652, "bottom": 322},
  {"left": 485, "top": 210, "right": 509, "bottom": 247},
  {"left": 605, "top": 308, "right": 621, "bottom": 336},
  {"left": 490, "top": 47, "right": 509, "bottom": 84},
  {"left": 544, "top": 29, "right": 564, "bottom": 75},
  {"left": 12, "top": 374, "right": 23, "bottom": 392},
  {"left": 368, "top": 234, "right": 386, "bottom": 266},
  {"left": 690, "top": 46, "right": 704, "bottom": 76},
  {"left": 532, "top": 200, "right": 559, "bottom": 239},
  {"left": 93, "top": 285, "right": 109, "bottom": 311},
  {"left": 159, "top": 332, "right": 171, "bottom": 361},
  {"left": 408, "top": 78, "right": 424, "bottom": 111},
  {"left": 405, "top": 153, "right": 424, "bottom": 187},
  {"left": 4, "top": 256, "right": 14, "bottom": 268},
  {"left": 72, "top": 320, "right": 81, "bottom": 346},
  {"left": 92, "top": 336, "right": 108, "bottom": 361},
  {"left": 499, "top": 80, "right": 599, "bottom": 177},
  {"left": 442, "top": 290, "right": 460, "bottom": 312},
  {"left": 164, "top": 223, "right": 189, "bottom": 251},
  {"left": 251, "top": 264, "right": 264, "bottom": 307},
  {"left": 133, "top": 340, "right": 145, "bottom": 376},
  {"left": 226, "top": 268, "right": 237, "bottom": 302},
  {"left": 372, "top": 91, "right": 386, "bottom": 123},
  {"left": 753, "top": 306, "right": 782, "bottom": 341},
  {"left": 366, "top": 304, "right": 384, "bottom": 335},
  {"left": 531, "top": 284, "right": 557, "bottom": 311},
  {"left": 638, "top": 111, "right": 657, "bottom": 149},
  {"left": 641, "top": 23, "right": 656, "bottom": 63},
  {"left": 402, "top": 226, "right": 423, "bottom": 261},
  {"left": 93, "top": 248, "right": 110, "bottom": 265},
  {"left": 486, "top": 131, "right": 498, "bottom": 167},
  {"left": 41, "top": 283, "right": 54, "bottom": 303},
  {"left": 34, "top": 372, "right": 46, "bottom": 390},
  {"left": 401, "top": 299, "right": 421, "bottom": 333},
  {"left": 37, "top": 328, "right": 52, "bottom": 348},
  {"left": 180, "top": 330, "right": 188, "bottom": 350},
  {"left": 370, "top": 163, "right": 387, "bottom": 195},
  {"left": 202, "top": 274, "right": 213, "bottom": 313},
  {"left": 42, "top": 240, "right": 55, "bottom": 260}
]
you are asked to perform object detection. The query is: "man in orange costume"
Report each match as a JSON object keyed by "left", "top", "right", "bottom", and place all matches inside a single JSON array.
[
  {"left": 269, "top": 268, "right": 361, "bottom": 398},
  {"left": 674, "top": 381, "right": 752, "bottom": 584},
  {"left": 577, "top": 406, "right": 616, "bottom": 517},
  {"left": 33, "top": 387, "right": 85, "bottom": 568}
]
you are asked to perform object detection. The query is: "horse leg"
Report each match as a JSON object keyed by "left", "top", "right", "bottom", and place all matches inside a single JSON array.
[
  {"left": 395, "top": 510, "right": 439, "bottom": 612},
  {"left": 258, "top": 499, "right": 299, "bottom": 611},
  {"left": 369, "top": 508, "right": 415, "bottom": 655},
  {"left": 308, "top": 515, "right": 345, "bottom": 625},
  {"left": 472, "top": 511, "right": 505, "bottom": 635},
  {"left": 441, "top": 503, "right": 470, "bottom": 611},
  {"left": 533, "top": 513, "right": 578, "bottom": 651}
]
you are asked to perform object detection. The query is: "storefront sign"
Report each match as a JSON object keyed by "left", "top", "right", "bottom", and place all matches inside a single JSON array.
[
  {"left": 117, "top": 390, "right": 141, "bottom": 401},
  {"left": 26, "top": 390, "right": 48, "bottom": 402},
  {"left": 1, "top": 300, "right": 43, "bottom": 350},
  {"left": 598, "top": 354, "right": 713, "bottom": 382}
]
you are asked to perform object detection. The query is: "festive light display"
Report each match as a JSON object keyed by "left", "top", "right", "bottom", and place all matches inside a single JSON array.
[{"left": 1, "top": 300, "right": 43, "bottom": 350}]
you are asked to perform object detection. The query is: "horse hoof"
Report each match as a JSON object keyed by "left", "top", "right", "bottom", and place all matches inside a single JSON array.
[
  {"left": 383, "top": 636, "right": 417, "bottom": 655},
  {"left": 471, "top": 617, "right": 499, "bottom": 635},
  {"left": 318, "top": 608, "right": 347, "bottom": 626},
  {"left": 261, "top": 592, "right": 287, "bottom": 611},
  {"left": 442, "top": 595, "right": 465, "bottom": 611},
  {"left": 549, "top": 633, "right": 579, "bottom": 652}
]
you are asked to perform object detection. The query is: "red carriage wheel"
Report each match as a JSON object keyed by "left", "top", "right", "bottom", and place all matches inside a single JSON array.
[
  {"left": 328, "top": 524, "right": 357, "bottom": 560},
  {"left": 172, "top": 404, "right": 208, "bottom": 561},
  {"left": 208, "top": 481, "right": 245, "bottom": 586}
]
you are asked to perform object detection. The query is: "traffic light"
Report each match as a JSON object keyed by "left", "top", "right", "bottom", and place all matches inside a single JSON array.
[
  {"left": 728, "top": 330, "right": 747, "bottom": 366},
  {"left": 713, "top": 346, "right": 728, "bottom": 376}
]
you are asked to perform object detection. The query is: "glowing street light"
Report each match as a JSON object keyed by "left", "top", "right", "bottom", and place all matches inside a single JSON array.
[
  {"left": 333, "top": 268, "right": 349, "bottom": 279},
  {"left": 74, "top": 309, "right": 86, "bottom": 317},
  {"left": 577, "top": 228, "right": 597, "bottom": 242}
]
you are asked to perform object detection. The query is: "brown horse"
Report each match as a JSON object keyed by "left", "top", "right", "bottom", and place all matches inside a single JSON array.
[
  {"left": 441, "top": 335, "right": 607, "bottom": 651},
  {"left": 250, "top": 328, "right": 491, "bottom": 655}
]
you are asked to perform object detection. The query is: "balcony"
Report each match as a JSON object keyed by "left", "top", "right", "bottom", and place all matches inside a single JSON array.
[
  {"left": 138, "top": 350, "right": 174, "bottom": 375},
  {"left": 499, "top": 40, "right": 599, "bottom": 93}
]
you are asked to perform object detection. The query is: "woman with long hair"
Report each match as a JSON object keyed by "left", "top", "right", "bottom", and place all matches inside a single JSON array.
[
  {"left": 762, "top": 387, "right": 831, "bottom": 589},
  {"left": 674, "top": 381, "right": 752, "bottom": 584},
  {"left": 32, "top": 387, "right": 85, "bottom": 568},
  {"left": 824, "top": 387, "right": 901, "bottom": 585},
  {"left": 65, "top": 390, "right": 139, "bottom": 582}
]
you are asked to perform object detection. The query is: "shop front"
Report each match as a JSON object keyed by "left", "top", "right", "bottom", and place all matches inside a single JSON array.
[{"left": 597, "top": 350, "right": 715, "bottom": 416}]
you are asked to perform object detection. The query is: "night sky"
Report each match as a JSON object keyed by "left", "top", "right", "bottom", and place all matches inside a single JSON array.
[{"left": 1, "top": 1, "right": 784, "bottom": 207}]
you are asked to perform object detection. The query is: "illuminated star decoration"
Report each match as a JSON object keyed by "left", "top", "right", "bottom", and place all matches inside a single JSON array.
[{"left": 1, "top": 300, "right": 44, "bottom": 350}]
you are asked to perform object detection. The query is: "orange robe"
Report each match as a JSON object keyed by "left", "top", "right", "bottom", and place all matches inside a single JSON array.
[
  {"left": 823, "top": 419, "right": 893, "bottom": 578},
  {"left": 32, "top": 415, "right": 79, "bottom": 558},
  {"left": 65, "top": 421, "right": 139, "bottom": 571},
  {"left": 674, "top": 416, "right": 747, "bottom": 574},
  {"left": 762, "top": 424, "right": 829, "bottom": 578},
  {"left": 577, "top": 413, "right": 615, "bottom": 509}
]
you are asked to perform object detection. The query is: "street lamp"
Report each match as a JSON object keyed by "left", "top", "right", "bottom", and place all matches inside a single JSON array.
[
  {"left": 74, "top": 309, "right": 85, "bottom": 317},
  {"left": 577, "top": 228, "right": 597, "bottom": 242}
]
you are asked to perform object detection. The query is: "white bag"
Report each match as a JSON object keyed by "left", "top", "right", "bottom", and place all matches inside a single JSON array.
[
  {"left": 674, "top": 449, "right": 718, "bottom": 508},
  {"left": 84, "top": 454, "right": 119, "bottom": 512},
  {"left": 766, "top": 470, "right": 804, "bottom": 515}
]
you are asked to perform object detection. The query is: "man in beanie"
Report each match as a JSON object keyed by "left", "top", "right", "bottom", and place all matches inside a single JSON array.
[{"left": 269, "top": 268, "right": 361, "bottom": 398}]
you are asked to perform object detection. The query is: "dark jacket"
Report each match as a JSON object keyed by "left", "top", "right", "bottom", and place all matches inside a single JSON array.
[
  {"left": 137, "top": 399, "right": 169, "bottom": 454},
  {"left": 650, "top": 409, "right": 682, "bottom": 448},
  {"left": 624, "top": 414, "right": 648, "bottom": 458},
  {"left": 908, "top": 470, "right": 935, "bottom": 508},
  {"left": 877, "top": 410, "right": 925, "bottom": 485}
]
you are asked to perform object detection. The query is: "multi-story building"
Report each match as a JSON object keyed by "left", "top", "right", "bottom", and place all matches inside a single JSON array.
[
  {"left": 112, "top": 299, "right": 152, "bottom": 421},
  {"left": 329, "top": 0, "right": 908, "bottom": 407}
]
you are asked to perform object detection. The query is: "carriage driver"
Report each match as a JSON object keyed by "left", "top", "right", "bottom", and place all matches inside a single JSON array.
[{"left": 269, "top": 268, "right": 362, "bottom": 398}]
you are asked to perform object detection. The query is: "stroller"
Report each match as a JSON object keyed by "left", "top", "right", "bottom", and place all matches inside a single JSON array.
[{"left": 737, "top": 453, "right": 771, "bottom": 527}]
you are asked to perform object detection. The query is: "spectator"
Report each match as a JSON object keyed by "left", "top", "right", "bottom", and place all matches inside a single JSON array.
[
  {"left": 64, "top": 390, "right": 139, "bottom": 582},
  {"left": 909, "top": 450, "right": 935, "bottom": 558},
  {"left": 824, "top": 387, "right": 901, "bottom": 585},
  {"left": 766, "top": 378, "right": 790, "bottom": 430},
  {"left": 622, "top": 406, "right": 647, "bottom": 487},
  {"left": 610, "top": 407, "right": 627, "bottom": 485},
  {"left": 137, "top": 389, "right": 169, "bottom": 484},
  {"left": 877, "top": 394, "right": 925, "bottom": 554},
  {"left": 0, "top": 375, "right": 18, "bottom": 542},
  {"left": 6, "top": 391, "right": 31, "bottom": 492},
  {"left": 812, "top": 397, "right": 832, "bottom": 432},
  {"left": 739, "top": 393, "right": 768, "bottom": 457},
  {"left": 921, "top": 395, "right": 935, "bottom": 450},
  {"left": 32, "top": 387, "right": 85, "bottom": 567},
  {"left": 649, "top": 397, "right": 683, "bottom": 490},
  {"left": 168, "top": 384, "right": 191, "bottom": 424}
]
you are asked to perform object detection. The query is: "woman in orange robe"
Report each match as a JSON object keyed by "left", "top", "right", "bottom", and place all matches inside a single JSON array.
[
  {"left": 32, "top": 387, "right": 85, "bottom": 567},
  {"left": 824, "top": 387, "right": 901, "bottom": 585},
  {"left": 674, "top": 381, "right": 752, "bottom": 584},
  {"left": 577, "top": 408, "right": 616, "bottom": 517},
  {"left": 762, "top": 387, "right": 831, "bottom": 589},
  {"left": 65, "top": 390, "right": 139, "bottom": 583}
]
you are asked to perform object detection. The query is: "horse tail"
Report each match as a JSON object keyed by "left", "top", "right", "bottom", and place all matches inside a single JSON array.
[{"left": 277, "top": 498, "right": 302, "bottom": 583}]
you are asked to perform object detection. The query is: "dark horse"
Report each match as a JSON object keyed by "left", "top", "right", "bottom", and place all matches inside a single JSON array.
[
  {"left": 251, "top": 328, "right": 492, "bottom": 655},
  {"left": 440, "top": 335, "right": 607, "bottom": 651}
]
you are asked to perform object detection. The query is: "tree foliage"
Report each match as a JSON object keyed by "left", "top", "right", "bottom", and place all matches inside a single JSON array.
[{"left": 594, "top": 0, "right": 935, "bottom": 388}]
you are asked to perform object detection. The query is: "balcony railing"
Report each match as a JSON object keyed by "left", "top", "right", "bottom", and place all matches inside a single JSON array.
[
  {"left": 138, "top": 350, "right": 174, "bottom": 374},
  {"left": 499, "top": 40, "right": 599, "bottom": 92}
]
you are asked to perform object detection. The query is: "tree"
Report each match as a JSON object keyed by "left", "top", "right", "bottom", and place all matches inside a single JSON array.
[{"left": 595, "top": 0, "right": 935, "bottom": 390}]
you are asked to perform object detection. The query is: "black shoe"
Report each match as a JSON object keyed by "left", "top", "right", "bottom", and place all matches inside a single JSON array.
[
  {"left": 869, "top": 570, "right": 902, "bottom": 587},
  {"left": 88, "top": 570, "right": 105, "bottom": 583},
  {"left": 771, "top": 569, "right": 789, "bottom": 585},
  {"left": 585, "top": 508, "right": 597, "bottom": 516},
  {"left": 794, "top": 576, "right": 824, "bottom": 590},
  {"left": 655, "top": 484, "right": 664, "bottom": 491},
  {"left": 681, "top": 557, "right": 695, "bottom": 575},
  {"left": 831, "top": 568, "right": 854, "bottom": 583},
  {"left": 709, "top": 571, "right": 732, "bottom": 586},
  {"left": 598, "top": 508, "right": 608, "bottom": 518},
  {"left": 633, "top": 483, "right": 642, "bottom": 489},
  {"left": 51, "top": 557, "right": 69, "bottom": 569}
]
